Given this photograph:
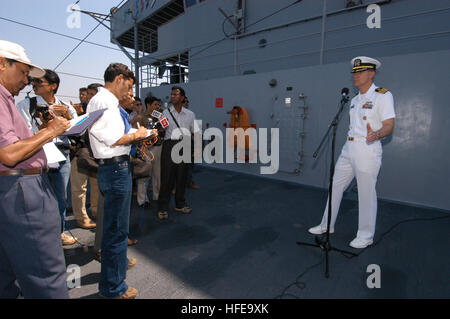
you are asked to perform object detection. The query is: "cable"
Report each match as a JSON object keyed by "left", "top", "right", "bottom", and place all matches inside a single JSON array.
[
  {"left": 66, "top": 228, "right": 90, "bottom": 248},
  {"left": 54, "top": 0, "right": 128, "bottom": 71},
  {"left": 222, "top": 14, "right": 235, "bottom": 39},
  {"left": 190, "top": 0, "right": 303, "bottom": 58},
  {"left": 340, "top": 214, "right": 450, "bottom": 259},
  {"left": 274, "top": 259, "right": 323, "bottom": 299},
  {"left": 244, "top": 0, "right": 304, "bottom": 31},
  {"left": 57, "top": 71, "right": 103, "bottom": 81},
  {"left": 275, "top": 213, "right": 450, "bottom": 298},
  {"left": 0, "top": 16, "right": 126, "bottom": 53},
  {"left": 71, "top": 0, "right": 81, "bottom": 9},
  {"left": 190, "top": 35, "right": 229, "bottom": 59},
  {"left": 16, "top": 92, "right": 79, "bottom": 100}
]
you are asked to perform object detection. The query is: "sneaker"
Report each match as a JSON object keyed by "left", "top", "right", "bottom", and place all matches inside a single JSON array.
[
  {"left": 308, "top": 225, "right": 334, "bottom": 235},
  {"left": 175, "top": 206, "right": 192, "bottom": 214},
  {"left": 349, "top": 237, "right": 373, "bottom": 249},
  {"left": 157, "top": 211, "right": 169, "bottom": 220}
]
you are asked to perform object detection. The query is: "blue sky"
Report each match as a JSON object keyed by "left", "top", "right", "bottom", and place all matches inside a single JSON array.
[{"left": 0, "top": 0, "right": 131, "bottom": 103}]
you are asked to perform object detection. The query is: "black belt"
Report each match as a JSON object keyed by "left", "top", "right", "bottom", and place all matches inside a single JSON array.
[
  {"left": 0, "top": 167, "right": 49, "bottom": 177},
  {"left": 97, "top": 154, "right": 130, "bottom": 165}
]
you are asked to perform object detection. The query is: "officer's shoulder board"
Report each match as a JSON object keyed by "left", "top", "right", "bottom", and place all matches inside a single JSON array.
[{"left": 375, "top": 87, "right": 389, "bottom": 94}]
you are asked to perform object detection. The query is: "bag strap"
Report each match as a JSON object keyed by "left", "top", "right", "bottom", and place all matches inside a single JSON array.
[
  {"left": 28, "top": 97, "right": 42, "bottom": 128},
  {"left": 29, "top": 96, "right": 37, "bottom": 118},
  {"left": 167, "top": 107, "right": 181, "bottom": 130}
]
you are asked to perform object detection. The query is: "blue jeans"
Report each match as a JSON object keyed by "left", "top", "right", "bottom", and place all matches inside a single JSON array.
[
  {"left": 97, "top": 159, "right": 132, "bottom": 298},
  {"left": 48, "top": 151, "right": 71, "bottom": 233}
]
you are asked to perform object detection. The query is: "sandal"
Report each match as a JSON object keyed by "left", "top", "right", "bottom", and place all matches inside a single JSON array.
[
  {"left": 158, "top": 211, "right": 169, "bottom": 220},
  {"left": 128, "top": 238, "right": 138, "bottom": 246},
  {"left": 175, "top": 206, "right": 192, "bottom": 214}
]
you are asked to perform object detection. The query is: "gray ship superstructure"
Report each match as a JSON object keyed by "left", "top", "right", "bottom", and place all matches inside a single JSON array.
[{"left": 110, "top": 0, "right": 450, "bottom": 211}]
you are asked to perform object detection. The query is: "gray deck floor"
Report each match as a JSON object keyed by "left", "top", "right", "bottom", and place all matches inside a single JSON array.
[{"left": 65, "top": 166, "right": 450, "bottom": 299}]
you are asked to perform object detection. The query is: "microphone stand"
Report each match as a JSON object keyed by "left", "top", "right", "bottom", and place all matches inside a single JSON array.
[{"left": 296, "top": 92, "right": 357, "bottom": 278}]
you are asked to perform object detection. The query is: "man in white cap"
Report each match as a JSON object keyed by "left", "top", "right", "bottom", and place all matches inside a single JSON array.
[
  {"left": 0, "top": 40, "right": 70, "bottom": 298},
  {"left": 309, "top": 56, "right": 395, "bottom": 249}
]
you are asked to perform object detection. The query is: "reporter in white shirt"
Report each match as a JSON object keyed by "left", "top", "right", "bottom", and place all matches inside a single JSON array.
[
  {"left": 157, "top": 86, "right": 196, "bottom": 220},
  {"left": 86, "top": 63, "right": 150, "bottom": 299},
  {"left": 16, "top": 69, "right": 78, "bottom": 246}
]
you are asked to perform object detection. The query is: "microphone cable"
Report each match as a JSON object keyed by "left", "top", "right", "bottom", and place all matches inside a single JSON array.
[{"left": 275, "top": 212, "right": 450, "bottom": 299}]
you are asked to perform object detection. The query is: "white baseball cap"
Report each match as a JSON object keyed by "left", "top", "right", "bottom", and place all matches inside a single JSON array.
[{"left": 0, "top": 40, "right": 45, "bottom": 78}]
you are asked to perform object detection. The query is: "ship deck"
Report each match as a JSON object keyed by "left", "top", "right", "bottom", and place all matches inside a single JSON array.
[{"left": 65, "top": 166, "right": 450, "bottom": 299}]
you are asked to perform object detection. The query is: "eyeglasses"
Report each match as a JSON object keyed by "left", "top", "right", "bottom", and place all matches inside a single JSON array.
[{"left": 32, "top": 78, "right": 48, "bottom": 85}]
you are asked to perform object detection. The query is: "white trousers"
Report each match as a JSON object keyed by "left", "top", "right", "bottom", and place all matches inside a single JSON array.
[
  {"left": 136, "top": 178, "right": 150, "bottom": 206},
  {"left": 320, "top": 140, "right": 382, "bottom": 240}
]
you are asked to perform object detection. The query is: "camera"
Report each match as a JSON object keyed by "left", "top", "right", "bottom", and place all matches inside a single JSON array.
[{"left": 35, "top": 104, "right": 53, "bottom": 122}]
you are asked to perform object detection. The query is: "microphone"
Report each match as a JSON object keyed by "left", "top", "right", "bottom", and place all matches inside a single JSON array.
[
  {"left": 150, "top": 110, "right": 169, "bottom": 128},
  {"left": 341, "top": 87, "right": 350, "bottom": 103},
  {"left": 151, "top": 110, "right": 162, "bottom": 119}
]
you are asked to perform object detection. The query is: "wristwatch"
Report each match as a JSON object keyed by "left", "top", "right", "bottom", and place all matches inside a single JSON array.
[{"left": 376, "top": 131, "right": 382, "bottom": 139}]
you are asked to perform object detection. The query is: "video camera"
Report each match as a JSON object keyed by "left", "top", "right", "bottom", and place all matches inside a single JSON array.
[{"left": 34, "top": 104, "right": 54, "bottom": 122}]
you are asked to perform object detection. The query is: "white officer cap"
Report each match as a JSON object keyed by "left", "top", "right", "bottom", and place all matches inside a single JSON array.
[
  {"left": 351, "top": 56, "right": 381, "bottom": 73},
  {"left": 0, "top": 40, "right": 45, "bottom": 78}
]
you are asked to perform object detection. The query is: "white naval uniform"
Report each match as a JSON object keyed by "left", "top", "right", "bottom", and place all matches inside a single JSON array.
[{"left": 319, "top": 83, "right": 395, "bottom": 240}]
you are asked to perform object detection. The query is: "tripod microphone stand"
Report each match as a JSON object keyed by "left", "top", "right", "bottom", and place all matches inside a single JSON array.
[{"left": 296, "top": 88, "right": 357, "bottom": 278}]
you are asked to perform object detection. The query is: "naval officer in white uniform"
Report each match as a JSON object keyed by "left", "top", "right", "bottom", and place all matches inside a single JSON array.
[{"left": 309, "top": 56, "right": 396, "bottom": 249}]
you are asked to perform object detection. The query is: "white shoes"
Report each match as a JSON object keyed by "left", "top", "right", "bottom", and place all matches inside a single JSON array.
[
  {"left": 308, "top": 226, "right": 373, "bottom": 249},
  {"left": 349, "top": 237, "right": 373, "bottom": 249},
  {"left": 308, "top": 225, "right": 334, "bottom": 235}
]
